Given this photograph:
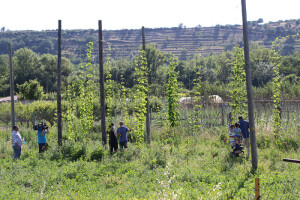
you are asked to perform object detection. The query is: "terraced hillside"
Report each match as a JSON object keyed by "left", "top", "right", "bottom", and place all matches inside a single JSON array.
[{"left": 1, "top": 19, "right": 300, "bottom": 62}]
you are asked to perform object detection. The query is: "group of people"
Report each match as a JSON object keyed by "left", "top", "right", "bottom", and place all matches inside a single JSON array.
[
  {"left": 12, "top": 124, "right": 48, "bottom": 159},
  {"left": 228, "top": 116, "right": 250, "bottom": 158},
  {"left": 11, "top": 120, "right": 131, "bottom": 159},
  {"left": 12, "top": 117, "right": 249, "bottom": 159},
  {"left": 108, "top": 121, "right": 131, "bottom": 153}
]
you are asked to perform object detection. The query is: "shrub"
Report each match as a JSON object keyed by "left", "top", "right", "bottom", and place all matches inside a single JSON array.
[
  {"left": 150, "top": 96, "right": 163, "bottom": 112},
  {"left": 17, "top": 79, "right": 44, "bottom": 100},
  {"left": 71, "top": 145, "right": 86, "bottom": 161},
  {"left": 257, "top": 134, "right": 271, "bottom": 149},
  {"left": 90, "top": 147, "right": 105, "bottom": 162}
]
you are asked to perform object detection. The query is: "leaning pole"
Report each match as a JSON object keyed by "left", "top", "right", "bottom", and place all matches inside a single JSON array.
[
  {"left": 142, "top": 26, "right": 151, "bottom": 145},
  {"left": 241, "top": 0, "right": 258, "bottom": 169},
  {"left": 9, "top": 43, "right": 15, "bottom": 131},
  {"left": 57, "top": 20, "right": 63, "bottom": 146},
  {"left": 99, "top": 20, "right": 106, "bottom": 145}
]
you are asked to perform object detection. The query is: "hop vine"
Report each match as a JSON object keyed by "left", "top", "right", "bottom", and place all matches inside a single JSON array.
[
  {"left": 230, "top": 46, "right": 248, "bottom": 122},
  {"left": 133, "top": 50, "right": 148, "bottom": 146},
  {"left": 167, "top": 54, "right": 180, "bottom": 128}
]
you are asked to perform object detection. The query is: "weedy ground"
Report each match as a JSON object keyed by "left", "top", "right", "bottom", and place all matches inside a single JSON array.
[{"left": 0, "top": 123, "right": 299, "bottom": 199}]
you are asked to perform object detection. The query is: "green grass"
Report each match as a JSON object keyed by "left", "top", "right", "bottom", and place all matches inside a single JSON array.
[{"left": 0, "top": 122, "right": 299, "bottom": 199}]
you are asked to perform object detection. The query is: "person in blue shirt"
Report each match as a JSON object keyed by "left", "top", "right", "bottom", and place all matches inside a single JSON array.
[
  {"left": 117, "top": 121, "right": 131, "bottom": 149},
  {"left": 238, "top": 116, "right": 250, "bottom": 156},
  {"left": 37, "top": 125, "right": 48, "bottom": 153}
]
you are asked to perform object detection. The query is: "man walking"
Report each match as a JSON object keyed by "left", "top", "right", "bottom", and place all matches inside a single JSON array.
[{"left": 238, "top": 116, "right": 250, "bottom": 156}]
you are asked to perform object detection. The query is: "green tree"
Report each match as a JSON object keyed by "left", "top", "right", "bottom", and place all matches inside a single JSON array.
[
  {"left": 144, "top": 44, "right": 166, "bottom": 85},
  {"left": 0, "top": 55, "right": 10, "bottom": 97},
  {"left": 13, "top": 48, "right": 42, "bottom": 87},
  {"left": 17, "top": 79, "right": 44, "bottom": 100},
  {"left": 40, "top": 54, "right": 73, "bottom": 93}
]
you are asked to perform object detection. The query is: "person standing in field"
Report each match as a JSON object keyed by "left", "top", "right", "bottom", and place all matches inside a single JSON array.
[
  {"left": 37, "top": 124, "right": 48, "bottom": 153},
  {"left": 238, "top": 116, "right": 250, "bottom": 156},
  {"left": 117, "top": 121, "right": 131, "bottom": 149},
  {"left": 108, "top": 123, "right": 118, "bottom": 153},
  {"left": 12, "top": 125, "right": 23, "bottom": 159}
]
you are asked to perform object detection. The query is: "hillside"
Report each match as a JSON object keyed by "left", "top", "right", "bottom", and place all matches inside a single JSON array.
[{"left": 1, "top": 19, "right": 300, "bottom": 62}]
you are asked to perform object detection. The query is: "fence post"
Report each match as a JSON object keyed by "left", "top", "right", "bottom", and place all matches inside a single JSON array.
[
  {"left": 221, "top": 104, "right": 224, "bottom": 126},
  {"left": 255, "top": 178, "right": 260, "bottom": 200},
  {"left": 228, "top": 112, "right": 232, "bottom": 127}
]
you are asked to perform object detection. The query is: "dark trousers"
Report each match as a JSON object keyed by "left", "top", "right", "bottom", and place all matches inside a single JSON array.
[
  {"left": 119, "top": 141, "right": 128, "bottom": 149},
  {"left": 39, "top": 143, "right": 46, "bottom": 153},
  {"left": 110, "top": 140, "right": 118, "bottom": 153},
  {"left": 13, "top": 146, "right": 21, "bottom": 159}
]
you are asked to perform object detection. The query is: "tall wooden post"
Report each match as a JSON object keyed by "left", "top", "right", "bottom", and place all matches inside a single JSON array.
[
  {"left": 9, "top": 44, "right": 15, "bottom": 131},
  {"left": 57, "top": 20, "right": 62, "bottom": 146},
  {"left": 241, "top": 0, "right": 258, "bottom": 169},
  {"left": 99, "top": 20, "right": 106, "bottom": 145},
  {"left": 142, "top": 26, "right": 151, "bottom": 144}
]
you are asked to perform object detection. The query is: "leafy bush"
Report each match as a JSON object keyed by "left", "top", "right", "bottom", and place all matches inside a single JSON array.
[
  {"left": 71, "top": 144, "right": 86, "bottom": 161},
  {"left": 17, "top": 79, "right": 44, "bottom": 100},
  {"left": 257, "top": 134, "right": 271, "bottom": 149},
  {"left": 150, "top": 96, "right": 163, "bottom": 112},
  {"left": 90, "top": 147, "right": 105, "bottom": 161}
]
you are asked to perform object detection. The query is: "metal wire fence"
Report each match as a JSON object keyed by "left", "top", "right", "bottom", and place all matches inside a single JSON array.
[{"left": 151, "top": 100, "right": 300, "bottom": 133}]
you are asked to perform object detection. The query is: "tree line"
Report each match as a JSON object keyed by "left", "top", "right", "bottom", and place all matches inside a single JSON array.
[{"left": 0, "top": 44, "right": 299, "bottom": 100}]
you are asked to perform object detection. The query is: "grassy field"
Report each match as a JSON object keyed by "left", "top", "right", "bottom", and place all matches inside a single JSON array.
[{"left": 0, "top": 121, "right": 299, "bottom": 199}]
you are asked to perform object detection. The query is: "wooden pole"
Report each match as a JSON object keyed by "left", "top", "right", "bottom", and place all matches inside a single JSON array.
[
  {"left": 241, "top": 0, "right": 258, "bottom": 169},
  {"left": 283, "top": 159, "right": 300, "bottom": 163},
  {"left": 9, "top": 43, "right": 15, "bottom": 131},
  {"left": 142, "top": 26, "right": 151, "bottom": 144},
  {"left": 99, "top": 20, "right": 106, "bottom": 145},
  {"left": 221, "top": 104, "right": 224, "bottom": 126},
  {"left": 255, "top": 178, "right": 260, "bottom": 200},
  {"left": 57, "top": 20, "right": 62, "bottom": 146}
]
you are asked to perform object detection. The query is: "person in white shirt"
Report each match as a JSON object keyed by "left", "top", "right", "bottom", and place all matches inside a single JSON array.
[{"left": 12, "top": 126, "right": 23, "bottom": 159}]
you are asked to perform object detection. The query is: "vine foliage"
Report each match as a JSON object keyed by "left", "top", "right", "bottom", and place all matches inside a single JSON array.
[
  {"left": 66, "top": 42, "right": 94, "bottom": 141},
  {"left": 133, "top": 50, "right": 148, "bottom": 146},
  {"left": 230, "top": 46, "right": 248, "bottom": 122},
  {"left": 167, "top": 54, "right": 180, "bottom": 128}
]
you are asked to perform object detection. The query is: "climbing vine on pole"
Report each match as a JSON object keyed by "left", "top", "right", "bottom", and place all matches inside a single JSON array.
[
  {"left": 167, "top": 54, "right": 179, "bottom": 128},
  {"left": 230, "top": 46, "right": 248, "bottom": 122},
  {"left": 105, "top": 44, "right": 113, "bottom": 123},
  {"left": 270, "top": 34, "right": 299, "bottom": 138},
  {"left": 133, "top": 50, "right": 148, "bottom": 146},
  {"left": 271, "top": 37, "right": 283, "bottom": 138},
  {"left": 66, "top": 42, "right": 94, "bottom": 141}
]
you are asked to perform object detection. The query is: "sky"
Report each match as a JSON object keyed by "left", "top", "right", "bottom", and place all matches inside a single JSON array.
[{"left": 1, "top": 0, "right": 300, "bottom": 31}]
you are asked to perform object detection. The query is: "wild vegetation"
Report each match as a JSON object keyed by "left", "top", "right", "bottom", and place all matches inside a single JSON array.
[{"left": 0, "top": 19, "right": 300, "bottom": 199}]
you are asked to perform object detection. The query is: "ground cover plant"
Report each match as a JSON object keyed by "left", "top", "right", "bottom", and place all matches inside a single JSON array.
[{"left": 0, "top": 117, "right": 299, "bottom": 199}]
